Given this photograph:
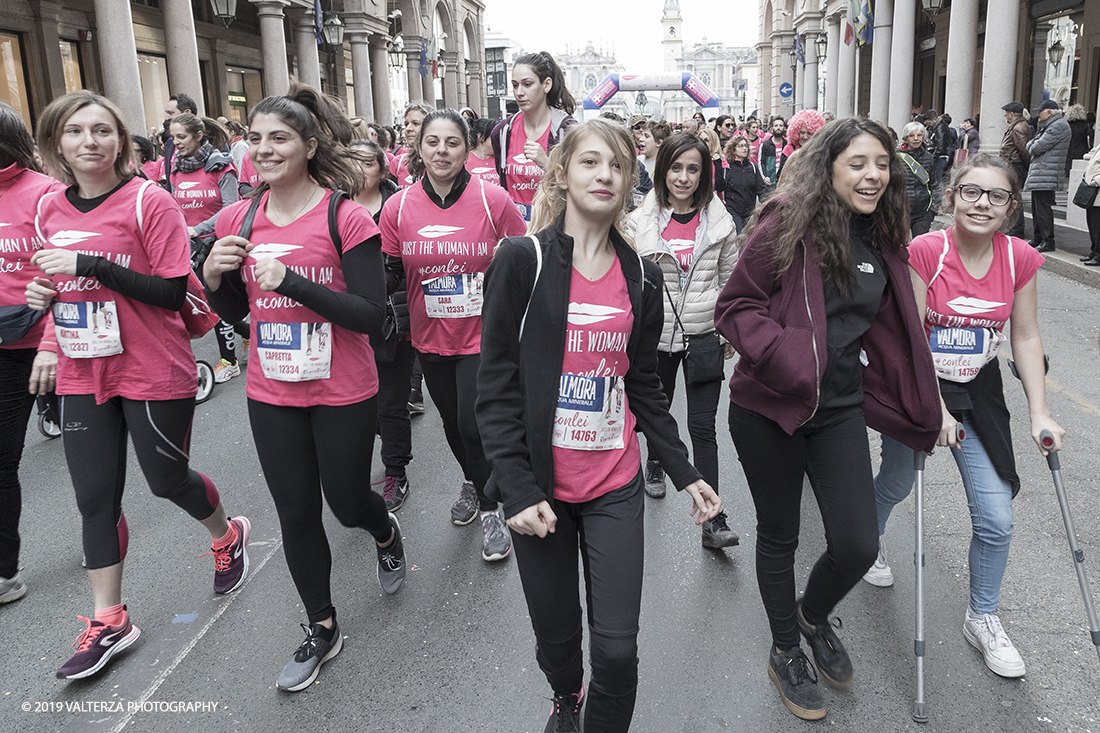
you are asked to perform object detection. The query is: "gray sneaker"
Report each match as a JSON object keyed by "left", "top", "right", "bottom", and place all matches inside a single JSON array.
[
  {"left": 701, "top": 511, "right": 740, "bottom": 549},
  {"left": 451, "top": 480, "right": 478, "bottom": 525},
  {"left": 0, "top": 572, "right": 27, "bottom": 604},
  {"left": 644, "top": 460, "right": 666, "bottom": 498},
  {"left": 376, "top": 513, "right": 406, "bottom": 595},
  {"left": 481, "top": 511, "right": 512, "bottom": 562},
  {"left": 277, "top": 620, "right": 343, "bottom": 692},
  {"left": 768, "top": 646, "right": 825, "bottom": 720}
]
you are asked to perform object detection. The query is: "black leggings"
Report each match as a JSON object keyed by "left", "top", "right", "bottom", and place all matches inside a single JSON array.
[
  {"left": 376, "top": 339, "right": 416, "bottom": 477},
  {"left": 728, "top": 402, "right": 879, "bottom": 650},
  {"left": 215, "top": 319, "right": 250, "bottom": 364},
  {"left": 61, "top": 394, "right": 220, "bottom": 570},
  {"left": 650, "top": 349, "right": 721, "bottom": 492},
  {"left": 418, "top": 351, "right": 494, "bottom": 511},
  {"left": 248, "top": 397, "right": 391, "bottom": 624},
  {"left": 0, "top": 348, "right": 38, "bottom": 579},
  {"left": 512, "top": 471, "right": 644, "bottom": 733}
]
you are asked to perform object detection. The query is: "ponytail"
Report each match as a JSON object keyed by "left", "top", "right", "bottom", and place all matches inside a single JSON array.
[
  {"left": 247, "top": 81, "right": 366, "bottom": 196},
  {"left": 513, "top": 51, "right": 575, "bottom": 116}
]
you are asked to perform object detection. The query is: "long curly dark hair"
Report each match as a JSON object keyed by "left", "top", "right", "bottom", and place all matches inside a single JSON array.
[{"left": 743, "top": 117, "right": 910, "bottom": 294}]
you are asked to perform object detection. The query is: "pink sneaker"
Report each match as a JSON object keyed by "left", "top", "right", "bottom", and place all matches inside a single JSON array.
[
  {"left": 56, "top": 608, "right": 141, "bottom": 680},
  {"left": 205, "top": 516, "right": 250, "bottom": 594}
]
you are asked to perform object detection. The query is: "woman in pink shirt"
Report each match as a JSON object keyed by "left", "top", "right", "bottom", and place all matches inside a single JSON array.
[
  {"left": 389, "top": 102, "right": 432, "bottom": 188},
  {"left": 478, "top": 118, "right": 720, "bottom": 732},
  {"left": 203, "top": 83, "right": 405, "bottom": 692},
  {"left": 380, "top": 109, "right": 526, "bottom": 562},
  {"left": 26, "top": 90, "right": 248, "bottom": 682},
  {"left": 0, "top": 103, "right": 61, "bottom": 606}
]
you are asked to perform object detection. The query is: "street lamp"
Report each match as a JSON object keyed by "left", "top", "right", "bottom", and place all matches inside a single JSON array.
[
  {"left": 921, "top": 0, "right": 943, "bottom": 22},
  {"left": 389, "top": 37, "right": 404, "bottom": 68},
  {"left": 322, "top": 10, "right": 345, "bottom": 47},
  {"left": 1048, "top": 39, "right": 1065, "bottom": 68},
  {"left": 815, "top": 33, "right": 827, "bottom": 63},
  {"left": 208, "top": 0, "right": 237, "bottom": 28}
]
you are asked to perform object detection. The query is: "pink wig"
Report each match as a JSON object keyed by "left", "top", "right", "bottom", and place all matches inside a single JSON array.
[{"left": 787, "top": 109, "right": 827, "bottom": 149}]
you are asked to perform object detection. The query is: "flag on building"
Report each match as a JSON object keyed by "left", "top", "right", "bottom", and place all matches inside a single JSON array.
[
  {"left": 419, "top": 38, "right": 428, "bottom": 79},
  {"left": 795, "top": 34, "right": 805, "bottom": 68},
  {"left": 843, "top": 21, "right": 854, "bottom": 46},
  {"left": 313, "top": 0, "right": 324, "bottom": 44},
  {"left": 858, "top": 0, "right": 874, "bottom": 46}
]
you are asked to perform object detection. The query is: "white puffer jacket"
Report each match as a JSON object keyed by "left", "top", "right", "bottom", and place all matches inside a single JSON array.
[{"left": 626, "top": 191, "right": 739, "bottom": 353}]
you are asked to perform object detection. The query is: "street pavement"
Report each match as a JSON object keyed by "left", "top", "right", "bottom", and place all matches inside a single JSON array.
[{"left": 5, "top": 227, "right": 1100, "bottom": 732}]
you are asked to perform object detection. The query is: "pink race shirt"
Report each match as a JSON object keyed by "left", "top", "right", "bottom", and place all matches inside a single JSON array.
[
  {"left": 215, "top": 190, "right": 381, "bottom": 407},
  {"left": 169, "top": 167, "right": 233, "bottom": 227},
  {"left": 465, "top": 152, "right": 500, "bottom": 187},
  {"left": 35, "top": 178, "right": 196, "bottom": 403},
  {"left": 505, "top": 113, "right": 550, "bottom": 220},
  {"left": 140, "top": 159, "right": 161, "bottom": 181},
  {"left": 389, "top": 149, "right": 416, "bottom": 188},
  {"left": 909, "top": 229, "right": 1044, "bottom": 382},
  {"left": 553, "top": 260, "right": 640, "bottom": 502},
  {"left": 662, "top": 211, "right": 700, "bottom": 273},
  {"left": 379, "top": 178, "right": 526, "bottom": 356},
  {"left": 0, "top": 165, "right": 63, "bottom": 350},
  {"left": 238, "top": 154, "right": 262, "bottom": 191}
]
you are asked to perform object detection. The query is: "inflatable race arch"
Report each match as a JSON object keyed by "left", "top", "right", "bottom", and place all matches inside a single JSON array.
[{"left": 580, "top": 72, "right": 720, "bottom": 120}]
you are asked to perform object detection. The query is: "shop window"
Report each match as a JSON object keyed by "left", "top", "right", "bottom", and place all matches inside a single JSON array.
[
  {"left": 226, "top": 66, "right": 263, "bottom": 125},
  {"left": 59, "top": 40, "right": 84, "bottom": 93},
  {"left": 0, "top": 31, "right": 32, "bottom": 130},
  {"left": 137, "top": 53, "right": 170, "bottom": 138}
]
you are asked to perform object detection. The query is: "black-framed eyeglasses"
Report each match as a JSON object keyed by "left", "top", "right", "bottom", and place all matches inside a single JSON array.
[{"left": 955, "top": 184, "right": 1012, "bottom": 207}]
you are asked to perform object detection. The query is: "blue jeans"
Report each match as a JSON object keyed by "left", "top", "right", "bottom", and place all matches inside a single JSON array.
[{"left": 874, "top": 419, "right": 1014, "bottom": 614}]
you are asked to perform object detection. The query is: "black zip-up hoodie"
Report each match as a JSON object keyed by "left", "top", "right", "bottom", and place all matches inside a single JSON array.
[{"left": 477, "top": 216, "right": 702, "bottom": 518}]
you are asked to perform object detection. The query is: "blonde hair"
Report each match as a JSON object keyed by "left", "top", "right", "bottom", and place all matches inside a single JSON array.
[
  {"left": 37, "top": 90, "right": 134, "bottom": 186},
  {"left": 698, "top": 127, "right": 721, "bottom": 159},
  {"left": 528, "top": 118, "right": 637, "bottom": 239}
]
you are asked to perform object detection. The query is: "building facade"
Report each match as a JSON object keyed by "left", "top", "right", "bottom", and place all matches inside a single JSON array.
[
  {"left": 484, "top": 29, "right": 521, "bottom": 120},
  {"left": 558, "top": 40, "right": 629, "bottom": 120},
  {"left": 0, "top": 0, "right": 488, "bottom": 138},
  {"left": 757, "top": 0, "right": 1100, "bottom": 159}
]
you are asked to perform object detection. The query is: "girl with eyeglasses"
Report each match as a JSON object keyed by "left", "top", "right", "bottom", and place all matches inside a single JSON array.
[{"left": 866, "top": 154, "right": 1064, "bottom": 680}]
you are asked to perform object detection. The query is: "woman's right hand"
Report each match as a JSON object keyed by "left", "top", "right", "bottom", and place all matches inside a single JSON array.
[
  {"left": 506, "top": 500, "right": 558, "bottom": 538},
  {"left": 202, "top": 235, "right": 251, "bottom": 288},
  {"left": 937, "top": 401, "right": 960, "bottom": 449},
  {"left": 25, "top": 276, "right": 57, "bottom": 311}
]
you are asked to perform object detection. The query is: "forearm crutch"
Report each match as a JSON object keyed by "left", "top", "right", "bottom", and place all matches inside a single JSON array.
[
  {"left": 1039, "top": 429, "right": 1100, "bottom": 667},
  {"left": 913, "top": 424, "right": 964, "bottom": 724}
]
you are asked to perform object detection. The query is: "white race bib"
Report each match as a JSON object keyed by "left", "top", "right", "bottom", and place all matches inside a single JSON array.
[
  {"left": 552, "top": 374, "right": 626, "bottom": 451},
  {"left": 256, "top": 321, "right": 332, "bottom": 382},
  {"left": 929, "top": 326, "right": 1005, "bottom": 383},
  {"left": 53, "top": 301, "right": 123, "bottom": 359},
  {"left": 423, "top": 273, "right": 484, "bottom": 319}
]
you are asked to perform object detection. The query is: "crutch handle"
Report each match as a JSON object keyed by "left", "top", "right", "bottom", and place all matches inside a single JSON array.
[
  {"left": 955, "top": 424, "right": 965, "bottom": 442},
  {"left": 1040, "top": 430, "right": 1060, "bottom": 470}
]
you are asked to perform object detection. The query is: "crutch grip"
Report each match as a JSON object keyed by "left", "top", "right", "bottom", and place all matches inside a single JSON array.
[
  {"left": 955, "top": 424, "right": 965, "bottom": 442},
  {"left": 913, "top": 450, "right": 926, "bottom": 471},
  {"left": 1040, "top": 429, "right": 1061, "bottom": 470}
]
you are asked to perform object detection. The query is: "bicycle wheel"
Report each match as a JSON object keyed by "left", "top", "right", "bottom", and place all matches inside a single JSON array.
[
  {"left": 38, "top": 412, "right": 61, "bottom": 439},
  {"left": 196, "top": 360, "right": 215, "bottom": 404}
]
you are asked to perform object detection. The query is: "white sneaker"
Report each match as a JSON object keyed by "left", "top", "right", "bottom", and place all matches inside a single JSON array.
[
  {"left": 963, "top": 608, "right": 1026, "bottom": 678},
  {"left": 0, "top": 572, "right": 27, "bottom": 603},
  {"left": 862, "top": 536, "right": 894, "bottom": 587}
]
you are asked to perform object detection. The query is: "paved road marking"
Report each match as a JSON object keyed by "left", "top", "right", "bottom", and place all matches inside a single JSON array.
[{"left": 106, "top": 538, "right": 283, "bottom": 733}]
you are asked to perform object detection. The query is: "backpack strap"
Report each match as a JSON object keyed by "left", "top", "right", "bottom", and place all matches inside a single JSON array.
[
  {"left": 236, "top": 195, "right": 264, "bottom": 239},
  {"left": 518, "top": 234, "right": 543, "bottom": 340},
  {"left": 478, "top": 178, "right": 499, "bottom": 240},
  {"left": 328, "top": 189, "right": 346, "bottom": 255},
  {"left": 134, "top": 178, "right": 156, "bottom": 235},
  {"left": 927, "top": 228, "right": 950, "bottom": 288},
  {"left": 396, "top": 185, "right": 413, "bottom": 227}
]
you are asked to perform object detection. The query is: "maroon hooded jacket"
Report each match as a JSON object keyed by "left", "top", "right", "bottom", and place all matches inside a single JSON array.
[{"left": 714, "top": 203, "right": 941, "bottom": 452}]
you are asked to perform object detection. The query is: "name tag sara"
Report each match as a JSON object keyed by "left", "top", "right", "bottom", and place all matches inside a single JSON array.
[
  {"left": 53, "top": 301, "right": 123, "bottom": 358},
  {"left": 928, "top": 326, "right": 1004, "bottom": 383},
  {"left": 552, "top": 374, "right": 626, "bottom": 451},
  {"left": 256, "top": 321, "right": 332, "bottom": 382},
  {"left": 422, "top": 273, "right": 484, "bottom": 319}
]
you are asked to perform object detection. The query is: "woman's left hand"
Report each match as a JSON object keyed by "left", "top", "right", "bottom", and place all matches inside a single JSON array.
[
  {"left": 28, "top": 349, "right": 57, "bottom": 395},
  {"left": 1031, "top": 414, "right": 1065, "bottom": 456},
  {"left": 723, "top": 343, "right": 736, "bottom": 360},
  {"left": 524, "top": 140, "right": 549, "bottom": 171},
  {"left": 253, "top": 257, "right": 287, "bottom": 292},
  {"left": 31, "top": 249, "right": 78, "bottom": 277},
  {"left": 684, "top": 479, "right": 721, "bottom": 525}
]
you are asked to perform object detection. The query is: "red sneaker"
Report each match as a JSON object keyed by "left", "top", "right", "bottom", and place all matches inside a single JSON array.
[
  {"left": 56, "top": 608, "right": 140, "bottom": 680},
  {"left": 205, "top": 516, "right": 250, "bottom": 594}
]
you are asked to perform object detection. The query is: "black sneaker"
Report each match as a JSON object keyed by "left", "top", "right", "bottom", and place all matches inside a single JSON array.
[
  {"left": 408, "top": 388, "right": 425, "bottom": 415},
  {"left": 544, "top": 686, "right": 584, "bottom": 732},
  {"left": 451, "top": 480, "right": 478, "bottom": 525},
  {"left": 644, "top": 460, "right": 666, "bottom": 498},
  {"left": 376, "top": 513, "right": 406, "bottom": 595},
  {"left": 796, "top": 601, "right": 853, "bottom": 687},
  {"left": 382, "top": 475, "right": 409, "bottom": 512},
  {"left": 701, "top": 511, "right": 740, "bottom": 548},
  {"left": 768, "top": 646, "right": 825, "bottom": 720},
  {"left": 276, "top": 618, "right": 343, "bottom": 692}
]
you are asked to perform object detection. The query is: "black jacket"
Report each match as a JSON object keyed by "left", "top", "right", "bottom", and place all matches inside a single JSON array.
[
  {"left": 723, "top": 159, "right": 767, "bottom": 218},
  {"left": 899, "top": 145, "right": 933, "bottom": 215},
  {"left": 374, "top": 178, "right": 411, "bottom": 336},
  {"left": 477, "top": 217, "right": 702, "bottom": 517}
]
